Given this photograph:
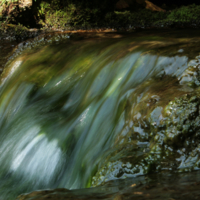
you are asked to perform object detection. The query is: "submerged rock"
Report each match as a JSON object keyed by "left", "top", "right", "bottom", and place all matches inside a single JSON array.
[{"left": 16, "top": 171, "right": 200, "bottom": 200}]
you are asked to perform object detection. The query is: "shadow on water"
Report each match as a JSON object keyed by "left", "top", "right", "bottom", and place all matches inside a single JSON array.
[{"left": 1, "top": 29, "right": 200, "bottom": 199}]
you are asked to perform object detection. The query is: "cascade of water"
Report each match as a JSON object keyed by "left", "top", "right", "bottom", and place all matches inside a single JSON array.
[{"left": 1, "top": 34, "right": 200, "bottom": 200}]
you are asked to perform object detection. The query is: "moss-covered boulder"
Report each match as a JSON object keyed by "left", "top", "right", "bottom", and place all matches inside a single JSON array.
[
  {"left": 91, "top": 52, "right": 200, "bottom": 186},
  {"left": 92, "top": 91, "right": 200, "bottom": 186}
]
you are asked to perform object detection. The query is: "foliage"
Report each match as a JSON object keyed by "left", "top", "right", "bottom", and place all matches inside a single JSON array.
[
  {"left": 105, "top": 9, "right": 167, "bottom": 27},
  {"left": 38, "top": 1, "right": 102, "bottom": 30},
  {"left": 1, "top": 0, "right": 200, "bottom": 32},
  {"left": 0, "top": 0, "right": 18, "bottom": 6},
  {"left": 0, "top": 21, "right": 28, "bottom": 39},
  {"left": 35, "top": 2, "right": 200, "bottom": 30},
  {"left": 37, "top": 1, "right": 50, "bottom": 17},
  {"left": 40, "top": 9, "right": 71, "bottom": 29},
  {"left": 166, "top": 4, "right": 200, "bottom": 22}
]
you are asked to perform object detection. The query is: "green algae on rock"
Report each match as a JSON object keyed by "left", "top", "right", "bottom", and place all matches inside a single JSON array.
[{"left": 92, "top": 92, "right": 200, "bottom": 186}]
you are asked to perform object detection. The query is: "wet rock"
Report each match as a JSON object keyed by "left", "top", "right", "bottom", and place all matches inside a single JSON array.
[
  {"left": 16, "top": 171, "right": 200, "bottom": 200},
  {"left": 92, "top": 90, "right": 200, "bottom": 186},
  {"left": 179, "top": 58, "right": 200, "bottom": 88}
]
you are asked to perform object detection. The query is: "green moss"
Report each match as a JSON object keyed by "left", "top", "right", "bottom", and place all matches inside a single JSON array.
[
  {"left": 91, "top": 53, "right": 200, "bottom": 186},
  {"left": 38, "top": 1, "right": 103, "bottom": 30},
  {"left": 92, "top": 90, "right": 200, "bottom": 186},
  {"left": 0, "top": 22, "right": 28, "bottom": 38},
  {"left": 167, "top": 4, "right": 200, "bottom": 22},
  {"left": 2, "top": 1, "right": 200, "bottom": 33},
  {"left": 37, "top": 3, "right": 200, "bottom": 31},
  {"left": 0, "top": 0, "right": 18, "bottom": 6}
]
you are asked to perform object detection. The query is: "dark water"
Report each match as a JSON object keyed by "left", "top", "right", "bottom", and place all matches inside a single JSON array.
[
  {"left": 1, "top": 30, "right": 200, "bottom": 200},
  {"left": 17, "top": 171, "right": 200, "bottom": 200}
]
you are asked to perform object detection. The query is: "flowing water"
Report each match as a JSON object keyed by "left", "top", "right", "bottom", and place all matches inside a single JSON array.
[{"left": 1, "top": 30, "right": 200, "bottom": 199}]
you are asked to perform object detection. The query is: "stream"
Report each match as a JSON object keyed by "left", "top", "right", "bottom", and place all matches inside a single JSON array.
[{"left": 1, "top": 30, "right": 200, "bottom": 199}]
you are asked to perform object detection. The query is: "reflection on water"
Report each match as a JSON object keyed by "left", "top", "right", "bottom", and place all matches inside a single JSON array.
[{"left": 1, "top": 30, "right": 200, "bottom": 199}]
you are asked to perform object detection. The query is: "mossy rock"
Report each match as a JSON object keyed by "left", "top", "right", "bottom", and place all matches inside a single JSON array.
[{"left": 92, "top": 55, "right": 200, "bottom": 186}]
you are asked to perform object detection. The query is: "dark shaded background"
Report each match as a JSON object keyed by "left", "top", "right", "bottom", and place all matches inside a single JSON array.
[{"left": 151, "top": 0, "right": 200, "bottom": 6}]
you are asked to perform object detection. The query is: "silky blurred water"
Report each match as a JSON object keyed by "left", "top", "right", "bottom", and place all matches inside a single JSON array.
[{"left": 1, "top": 31, "right": 200, "bottom": 199}]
